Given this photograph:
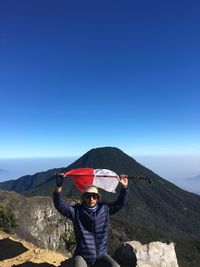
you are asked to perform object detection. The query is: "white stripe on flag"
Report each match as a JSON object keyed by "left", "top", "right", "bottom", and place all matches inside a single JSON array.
[{"left": 93, "top": 169, "right": 119, "bottom": 193}]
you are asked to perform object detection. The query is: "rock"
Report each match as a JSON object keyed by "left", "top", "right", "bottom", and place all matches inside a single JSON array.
[
  {"left": 0, "top": 230, "right": 67, "bottom": 266},
  {"left": 0, "top": 191, "right": 74, "bottom": 253},
  {"left": 115, "top": 241, "right": 179, "bottom": 267}
]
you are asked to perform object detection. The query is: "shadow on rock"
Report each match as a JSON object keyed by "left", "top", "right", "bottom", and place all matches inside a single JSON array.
[
  {"left": 60, "top": 258, "right": 73, "bottom": 267},
  {"left": 13, "top": 262, "right": 56, "bottom": 266},
  {"left": 0, "top": 238, "right": 28, "bottom": 261},
  {"left": 114, "top": 243, "right": 137, "bottom": 267}
]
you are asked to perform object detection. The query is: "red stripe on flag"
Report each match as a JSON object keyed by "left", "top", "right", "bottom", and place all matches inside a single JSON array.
[{"left": 63, "top": 168, "right": 94, "bottom": 191}]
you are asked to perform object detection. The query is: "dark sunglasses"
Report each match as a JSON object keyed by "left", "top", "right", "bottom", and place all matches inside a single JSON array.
[{"left": 85, "top": 193, "right": 98, "bottom": 200}]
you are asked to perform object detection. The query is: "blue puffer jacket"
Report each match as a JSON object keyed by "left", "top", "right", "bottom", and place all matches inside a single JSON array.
[{"left": 53, "top": 187, "right": 128, "bottom": 264}]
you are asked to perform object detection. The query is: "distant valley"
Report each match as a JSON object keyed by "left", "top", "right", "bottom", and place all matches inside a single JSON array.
[
  {"left": 0, "top": 157, "right": 77, "bottom": 182},
  {"left": 180, "top": 175, "right": 200, "bottom": 195}
]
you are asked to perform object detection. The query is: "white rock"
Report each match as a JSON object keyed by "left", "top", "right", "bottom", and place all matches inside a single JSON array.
[{"left": 127, "top": 240, "right": 179, "bottom": 267}]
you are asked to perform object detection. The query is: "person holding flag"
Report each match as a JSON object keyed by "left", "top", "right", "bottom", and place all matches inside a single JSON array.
[{"left": 53, "top": 170, "right": 128, "bottom": 267}]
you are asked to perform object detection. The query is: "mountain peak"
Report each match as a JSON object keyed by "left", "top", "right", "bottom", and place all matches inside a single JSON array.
[
  {"left": 88, "top": 146, "right": 124, "bottom": 152},
  {"left": 83, "top": 146, "right": 129, "bottom": 158},
  {"left": 66, "top": 146, "right": 140, "bottom": 175}
]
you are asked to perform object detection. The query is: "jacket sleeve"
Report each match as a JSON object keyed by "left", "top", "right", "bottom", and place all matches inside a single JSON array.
[
  {"left": 108, "top": 187, "right": 129, "bottom": 215},
  {"left": 53, "top": 191, "right": 75, "bottom": 220}
]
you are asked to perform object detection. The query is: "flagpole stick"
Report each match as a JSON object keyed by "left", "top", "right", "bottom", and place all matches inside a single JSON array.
[
  {"left": 128, "top": 176, "right": 152, "bottom": 184},
  {"left": 62, "top": 173, "right": 152, "bottom": 184}
]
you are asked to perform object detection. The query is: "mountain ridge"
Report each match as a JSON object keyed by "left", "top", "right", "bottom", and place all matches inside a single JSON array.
[{"left": 0, "top": 146, "right": 200, "bottom": 239}]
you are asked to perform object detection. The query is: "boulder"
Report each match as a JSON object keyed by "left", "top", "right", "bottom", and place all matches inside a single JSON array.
[{"left": 114, "top": 240, "right": 179, "bottom": 267}]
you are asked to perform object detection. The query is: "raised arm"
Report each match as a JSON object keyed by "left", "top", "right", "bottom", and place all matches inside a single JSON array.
[
  {"left": 108, "top": 174, "right": 129, "bottom": 215},
  {"left": 53, "top": 173, "right": 74, "bottom": 220}
]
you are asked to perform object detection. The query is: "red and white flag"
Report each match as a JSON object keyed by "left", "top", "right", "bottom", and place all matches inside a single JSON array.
[{"left": 63, "top": 168, "right": 119, "bottom": 193}]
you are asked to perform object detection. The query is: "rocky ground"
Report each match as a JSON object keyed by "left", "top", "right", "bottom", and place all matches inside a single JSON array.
[
  {"left": 0, "top": 231, "right": 71, "bottom": 267},
  {"left": 0, "top": 230, "right": 180, "bottom": 267}
]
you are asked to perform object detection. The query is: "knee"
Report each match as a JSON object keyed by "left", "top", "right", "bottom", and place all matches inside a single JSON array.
[{"left": 73, "top": 255, "right": 87, "bottom": 267}]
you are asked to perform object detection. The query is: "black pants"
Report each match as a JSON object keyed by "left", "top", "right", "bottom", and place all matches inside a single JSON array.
[{"left": 73, "top": 254, "right": 120, "bottom": 267}]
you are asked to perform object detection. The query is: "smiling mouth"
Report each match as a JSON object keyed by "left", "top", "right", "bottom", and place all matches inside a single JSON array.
[{"left": 88, "top": 201, "right": 95, "bottom": 205}]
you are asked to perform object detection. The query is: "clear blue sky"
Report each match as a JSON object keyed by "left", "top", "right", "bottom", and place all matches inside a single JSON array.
[{"left": 1, "top": 0, "right": 200, "bottom": 158}]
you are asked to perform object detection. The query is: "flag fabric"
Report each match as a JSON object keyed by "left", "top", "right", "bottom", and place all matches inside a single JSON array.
[{"left": 63, "top": 168, "right": 119, "bottom": 193}]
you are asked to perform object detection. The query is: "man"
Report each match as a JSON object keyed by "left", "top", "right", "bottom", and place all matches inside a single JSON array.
[{"left": 53, "top": 173, "right": 128, "bottom": 267}]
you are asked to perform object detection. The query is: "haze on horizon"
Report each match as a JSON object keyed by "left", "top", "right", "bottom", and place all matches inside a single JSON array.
[{"left": 0, "top": 153, "right": 200, "bottom": 196}]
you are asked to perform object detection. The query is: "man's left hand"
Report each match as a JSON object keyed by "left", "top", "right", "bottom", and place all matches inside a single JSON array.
[{"left": 119, "top": 174, "right": 128, "bottom": 188}]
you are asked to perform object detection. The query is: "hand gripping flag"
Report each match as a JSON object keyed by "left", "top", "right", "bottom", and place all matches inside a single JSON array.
[{"left": 63, "top": 168, "right": 119, "bottom": 193}]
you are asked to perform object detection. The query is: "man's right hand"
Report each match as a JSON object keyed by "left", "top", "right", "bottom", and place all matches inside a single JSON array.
[{"left": 56, "top": 173, "right": 65, "bottom": 188}]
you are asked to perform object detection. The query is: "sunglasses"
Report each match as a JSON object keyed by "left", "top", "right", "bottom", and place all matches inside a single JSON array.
[{"left": 85, "top": 193, "right": 98, "bottom": 200}]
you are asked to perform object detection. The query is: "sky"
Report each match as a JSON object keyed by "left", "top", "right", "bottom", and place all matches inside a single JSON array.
[{"left": 1, "top": 0, "right": 200, "bottom": 162}]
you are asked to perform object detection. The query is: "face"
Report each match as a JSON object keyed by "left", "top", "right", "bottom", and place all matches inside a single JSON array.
[{"left": 84, "top": 193, "right": 98, "bottom": 207}]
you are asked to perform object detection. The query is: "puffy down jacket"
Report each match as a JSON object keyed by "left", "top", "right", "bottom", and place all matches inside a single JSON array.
[{"left": 53, "top": 187, "right": 128, "bottom": 264}]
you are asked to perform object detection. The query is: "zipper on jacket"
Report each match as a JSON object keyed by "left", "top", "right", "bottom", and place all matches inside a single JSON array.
[{"left": 91, "top": 212, "right": 98, "bottom": 258}]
